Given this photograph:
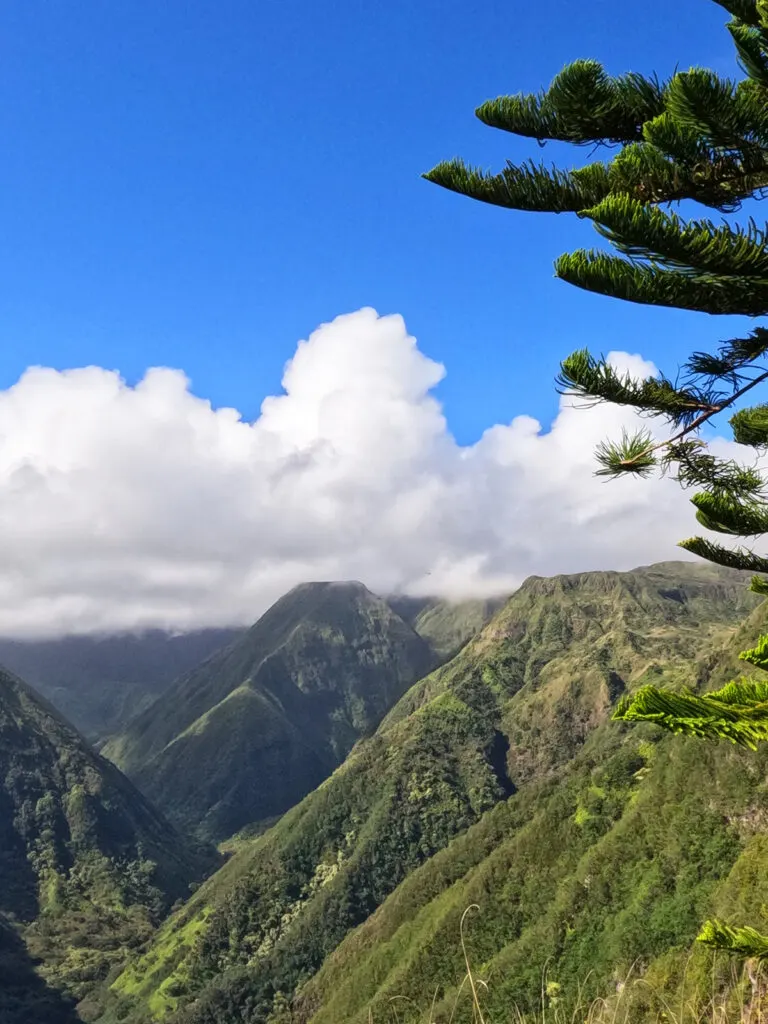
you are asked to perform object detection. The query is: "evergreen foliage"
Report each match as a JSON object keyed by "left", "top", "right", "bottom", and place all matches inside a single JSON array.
[
  {"left": 614, "top": 627, "right": 768, "bottom": 964},
  {"left": 698, "top": 918, "right": 768, "bottom": 957},
  {"left": 614, "top": 678, "right": 768, "bottom": 747},
  {"left": 425, "top": 0, "right": 768, "bottom": 580},
  {"left": 426, "top": 0, "right": 768, "bottom": 971}
]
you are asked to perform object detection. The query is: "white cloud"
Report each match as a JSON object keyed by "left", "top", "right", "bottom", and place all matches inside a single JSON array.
[{"left": 0, "top": 307, "right": 739, "bottom": 637}]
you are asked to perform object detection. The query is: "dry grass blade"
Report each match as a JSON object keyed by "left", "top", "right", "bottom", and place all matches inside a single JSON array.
[{"left": 460, "top": 905, "right": 487, "bottom": 1024}]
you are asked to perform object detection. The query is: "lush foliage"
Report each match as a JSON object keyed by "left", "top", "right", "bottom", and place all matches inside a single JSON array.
[
  {"left": 103, "top": 582, "right": 440, "bottom": 843},
  {"left": 291, "top": 602, "right": 768, "bottom": 1024},
  {"left": 425, "top": 0, "right": 768, "bottom": 581},
  {"left": 0, "top": 667, "right": 215, "bottom": 1022},
  {"left": 614, "top": 610, "right": 768, "bottom": 965},
  {"left": 100, "top": 562, "right": 758, "bottom": 1023},
  {"left": 427, "top": 0, "right": 768, "bottom": 978},
  {"left": 297, "top": 729, "right": 762, "bottom": 1024}
]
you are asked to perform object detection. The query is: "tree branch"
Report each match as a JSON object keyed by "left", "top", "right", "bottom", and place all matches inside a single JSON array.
[{"left": 619, "top": 366, "right": 768, "bottom": 469}]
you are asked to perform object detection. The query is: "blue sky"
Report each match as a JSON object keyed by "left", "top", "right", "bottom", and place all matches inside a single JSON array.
[{"left": 0, "top": 0, "right": 748, "bottom": 446}]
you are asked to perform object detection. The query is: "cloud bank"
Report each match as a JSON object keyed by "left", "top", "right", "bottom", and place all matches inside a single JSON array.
[{"left": 0, "top": 307, "right": 732, "bottom": 636}]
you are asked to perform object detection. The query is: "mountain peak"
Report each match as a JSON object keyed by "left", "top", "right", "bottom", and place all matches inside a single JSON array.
[
  {"left": 108, "top": 561, "right": 762, "bottom": 1024},
  {"left": 286, "top": 579, "right": 372, "bottom": 597},
  {"left": 104, "top": 579, "right": 435, "bottom": 841}
]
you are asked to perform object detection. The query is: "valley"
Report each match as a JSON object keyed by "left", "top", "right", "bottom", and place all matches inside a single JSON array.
[
  {"left": 103, "top": 582, "right": 441, "bottom": 841},
  {"left": 0, "top": 663, "right": 218, "bottom": 1023},
  {"left": 0, "top": 629, "right": 244, "bottom": 744}
]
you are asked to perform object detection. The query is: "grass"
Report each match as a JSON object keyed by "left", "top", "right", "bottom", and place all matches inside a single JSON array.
[
  {"left": 365, "top": 907, "right": 768, "bottom": 1024},
  {"left": 111, "top": 908, "right": 210, "bottom": 1009}
]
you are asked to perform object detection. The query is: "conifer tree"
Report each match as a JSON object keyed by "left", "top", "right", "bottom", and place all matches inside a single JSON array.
[{"left": 425, "top": 0, "right": 768, "bottom": 963}]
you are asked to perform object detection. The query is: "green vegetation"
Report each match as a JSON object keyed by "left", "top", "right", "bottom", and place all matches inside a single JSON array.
[
  {"left": 386, "top": 596, "right": 506, "bottom": 662},
  {"left": 13, "top": 3, "right": 768, "bottom": 1021},
  {"left": 100, "top": 562, "right": 759, "bottom": 1023},
  {"left": 426, "top": 0, "right": 768, "bottom": 574},
  {"left": 611, "top": 578, "right": 768, "bottom": 966},
  {"left": 297, "top": 598, "right": 768, "bottom": 1024},
  {"left": 103, "top": 582, "right": 437, "bottom": 842},
  {"left": 0, "top": 916, "right": 81, "bottom": 1024},
  {"left": 428, "top": 0, "right": 768, "bottom": 977},
  {"left": 0, "top": 628, "right": 242, "bottom": 743},
  {"left": 3, "top": 562, "right": 763, "bottom": 1024},
  {"left": 297, "top": 729, "right": 757, "bottom": 1024},
  {"left": 0, "top": 666, "right": 216, "bottom": 1022}
]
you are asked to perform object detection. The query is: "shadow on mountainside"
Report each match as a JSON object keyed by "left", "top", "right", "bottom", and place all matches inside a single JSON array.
[{"left": 0, "top": 916, "right": 81, "bottom": 1024}]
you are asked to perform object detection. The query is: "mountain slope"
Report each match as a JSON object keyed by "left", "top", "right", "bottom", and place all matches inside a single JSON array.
[
  {"left": 0, "top": 666, "right": 216, "bottom": 1021},
  {"left": 0, "top": 628, "right": 243, "bottom": 743},
  {"left": 386, "top": 595, "right": 507, "bottom": 661},
  {"left": 297, "top": 728, "right": 763, "bottom": 1024},
  {"left": 104, "top": 582, "right": 435, "bottom": 842},
  {"left": 102, "top": 561, "right": 759, "bottom": 1024},
  {"left": 298, "top": 600, "right": 768, "bottom": 1024},
  {"left": 0, "top": 916, "right": 81, "bottom": 1024}
]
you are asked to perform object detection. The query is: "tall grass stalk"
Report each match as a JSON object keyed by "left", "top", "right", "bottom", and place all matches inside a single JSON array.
[{"left": 369, "top": 907, "right": 768, "bottom": 1024}]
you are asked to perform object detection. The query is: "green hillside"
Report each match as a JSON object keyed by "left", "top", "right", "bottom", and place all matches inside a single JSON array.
[
  {"left": 100, "top": 561, "right": 759, "bottom": 1024},
  {"left": 296, "top": 599, "right": 768, "bottom": 1024},
  {"left": 0, "top": 628, "right": 243, "bottom": 744},
  {"left": 386, "top": 595, "right": 507, "bottom": 661},
  {"left": 103, "top": 582, "right": 436, "bottom": 842},
  {"left": 0, "top": 666, "right": 217, "bottom": 1023}
]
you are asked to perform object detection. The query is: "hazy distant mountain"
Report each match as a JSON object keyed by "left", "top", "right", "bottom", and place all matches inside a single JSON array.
[
  {"left": 103, "top": 582, "right": 436, "bottom": 841},
  {"left": 0, "top": 598, "right": 499, "bottom": 747},
  {"left": 0, "top": 666, "right": 216, "bottom": 1022},
  {"left": 0, "top": 628, "right": 243, "bottom": 743},
  {"left": 387, "top": 594, "right": 507, "bottom": 660}
]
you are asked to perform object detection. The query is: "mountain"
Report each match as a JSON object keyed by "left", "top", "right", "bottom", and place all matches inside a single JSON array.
[
  {"left": 386, "top": 595, "right": 507, "bottom": 660},
  {"left": 103, "top": 582, "right": 436, "bottom": 842},
  {"left": 0, "top": 665, "right": 217, "bottom": 1022},
  {"left": 100, "top": 561, "right": 760, "bottom": 1024},
  {"left": 0, "top": 628, "right": 243, "bottom": 744},
  {"left": 297, "top": 598, "right": 768, "bottom": 1024},
  {"left": 0, "top": 600, "right": 497, "bottom": 749}
]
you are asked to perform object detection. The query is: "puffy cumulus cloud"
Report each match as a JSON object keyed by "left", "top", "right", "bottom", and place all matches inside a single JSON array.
[{"left": 0, "top": 308, "right": 738, "bottom": 637}]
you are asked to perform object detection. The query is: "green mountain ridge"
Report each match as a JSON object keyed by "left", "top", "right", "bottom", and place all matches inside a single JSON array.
[
  {"left": 103, "top": 582, "right": 439, "bottom": 842},
  {"left": 0, "top": 665, "right": 217, "bottom": 1023},
  {"left": 98, "top": 560, "right": 760, "bottom": 1024}
]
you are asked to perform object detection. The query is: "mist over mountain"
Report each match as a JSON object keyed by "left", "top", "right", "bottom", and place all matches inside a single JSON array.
[
  {"left": 0, "top": 628, "right": 244, "bottom": 743},
  {"left": 385, "top": 594, "right": 507, "bottom": 661}
]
